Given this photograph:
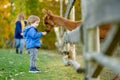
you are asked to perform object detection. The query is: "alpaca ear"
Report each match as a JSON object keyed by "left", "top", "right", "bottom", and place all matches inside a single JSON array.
[
  {"left": 47, "top": 10, "right": 53, "bottom": 15},
  {"left": 42, "top": 9, "right": 48, "bottom": 14},
  {"left": 42, "top": 9, "right": 52, "bottom": 16}
]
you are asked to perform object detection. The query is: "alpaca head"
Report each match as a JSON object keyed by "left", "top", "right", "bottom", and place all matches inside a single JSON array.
[{"left": 43, "top": 9, "right": 55, "bottom": 32}]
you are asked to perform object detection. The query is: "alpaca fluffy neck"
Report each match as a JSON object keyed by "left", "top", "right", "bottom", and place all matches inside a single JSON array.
[{"left": 51, "top": 15, "right": 81, "bottom": 31}]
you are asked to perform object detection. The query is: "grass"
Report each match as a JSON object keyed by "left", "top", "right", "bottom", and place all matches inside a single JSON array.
[{"left": 0, "top": 49, "right": 84, "bottom": 80}]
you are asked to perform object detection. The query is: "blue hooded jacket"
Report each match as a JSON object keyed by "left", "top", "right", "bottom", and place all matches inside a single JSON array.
[{"left": 23, "top": 26, "right": 43, "bottom": 49}]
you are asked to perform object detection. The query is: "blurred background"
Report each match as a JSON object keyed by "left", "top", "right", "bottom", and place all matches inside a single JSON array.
[
  {"left": 0, "top": 0, "right": 81, "bottom": 49},
  {"left": 1, "top": 0, "right": 120, "bottom": 79}
]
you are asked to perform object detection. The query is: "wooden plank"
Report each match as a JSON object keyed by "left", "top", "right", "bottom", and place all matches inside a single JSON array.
[
  {"left": 92, "top": 24, "right": 120, "bottom": 78},
  {"left": 64, "top": 0, "right": 76, "bottom": 18},
  {"left": 91, "top": 53, "right": 120, "bottom": 74}
]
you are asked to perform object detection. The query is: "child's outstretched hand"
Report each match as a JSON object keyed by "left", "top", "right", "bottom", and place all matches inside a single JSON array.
[
  {"left": 20, "top": 32, "right": 23, "bottom": 36},
  {"left": 42, "top": 31, "right": 47, "bottom": 35}
]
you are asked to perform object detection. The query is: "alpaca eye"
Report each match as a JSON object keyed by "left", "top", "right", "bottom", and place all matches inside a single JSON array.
[{"left": 45, "top": 22, "right": 48, "bottom": 25}]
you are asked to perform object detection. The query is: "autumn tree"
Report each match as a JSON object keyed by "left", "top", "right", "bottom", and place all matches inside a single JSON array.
[{"left": 0, "top": 0, "right": 81, "bottom": 49}]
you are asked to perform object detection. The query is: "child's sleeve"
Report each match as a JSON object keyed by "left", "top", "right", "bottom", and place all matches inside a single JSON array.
[{"left": 28, "top": 28, "right": 43, "bottom": 39}]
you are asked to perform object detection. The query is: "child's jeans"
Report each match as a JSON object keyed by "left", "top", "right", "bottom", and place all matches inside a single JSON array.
[
  {"left": 15, "top": 39, "right": 24, "bottom": 54},
  {"left": 28, "top": 48, "right": 38, "bottom": 68}
]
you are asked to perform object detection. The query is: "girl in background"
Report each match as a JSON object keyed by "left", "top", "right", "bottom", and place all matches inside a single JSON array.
[{"left": 14, "top": 13, "right": 27, "bottom": 54}]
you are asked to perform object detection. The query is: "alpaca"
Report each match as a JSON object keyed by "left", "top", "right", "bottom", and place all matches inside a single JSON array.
[
  {"left": 43, "top": 9, "right": 82, "bottom": 31},
  {"left": 42, "top": 9, "right": 113, "bottom": 73},
  {"left": 43, "top": 9, "right": 87, "bottom": 73},
  {"left": 43, "top": 9, "right": 111, "bottom": 39}
]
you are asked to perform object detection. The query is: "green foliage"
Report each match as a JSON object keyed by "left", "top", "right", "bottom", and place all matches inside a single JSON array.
[
  {"left": 25, "top": 0, "right": 39, "bottom": 15},
  {"left": 74, "top": 0, "right": 82, "bottom": 20}
]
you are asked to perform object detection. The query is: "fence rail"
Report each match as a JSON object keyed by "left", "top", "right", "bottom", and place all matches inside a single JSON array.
[{"left": 64, "top": 0, "right": 120, "bottom": 80}]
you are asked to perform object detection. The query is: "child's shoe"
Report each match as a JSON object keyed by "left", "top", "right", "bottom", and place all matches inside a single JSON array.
[
  {"left": 34, "top": 67, "right": 41, "bottom": 72},
  {"left": 29, "top": 67, "right": 41, "bottom": 73},
  {"left": 20, "top": 51, "right": 22, "bottom": 54},
  {"left": 16, "top": 49, "right": 18, "bottom": 54}
]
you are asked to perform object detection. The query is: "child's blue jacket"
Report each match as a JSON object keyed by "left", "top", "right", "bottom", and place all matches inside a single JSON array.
[{"left": 23, "top": 26, "right": 43, "bottom": 49}]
